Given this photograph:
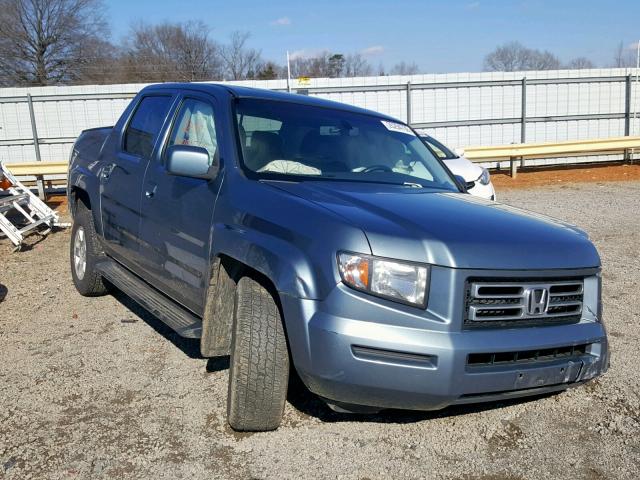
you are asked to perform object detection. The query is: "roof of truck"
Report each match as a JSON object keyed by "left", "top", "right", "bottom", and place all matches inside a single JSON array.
[{"left": 140, "top": 82, "right": 401, "bottom": 123}]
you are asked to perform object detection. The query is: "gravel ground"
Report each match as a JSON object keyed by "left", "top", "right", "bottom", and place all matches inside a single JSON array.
[{"left": 1, "top": 181, "right": 639, "bottom": 480}]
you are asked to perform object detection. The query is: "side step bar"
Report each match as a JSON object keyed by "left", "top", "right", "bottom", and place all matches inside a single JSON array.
[{"left": 97, "top": 259, "right": 202, "bottom": 338}]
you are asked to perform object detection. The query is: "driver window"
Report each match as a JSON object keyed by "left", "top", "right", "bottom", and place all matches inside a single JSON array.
[{"left": 168, "top": 99, "right": 218, "bottom": 166}]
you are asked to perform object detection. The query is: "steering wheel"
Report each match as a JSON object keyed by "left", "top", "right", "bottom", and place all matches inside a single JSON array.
[{"left": 362, "top": 164, "right": 393, "bottom": 173}]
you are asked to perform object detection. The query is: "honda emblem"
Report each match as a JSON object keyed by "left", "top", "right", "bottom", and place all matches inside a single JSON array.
[{"left": 526, "top": 287, "right": 549, "bottom": 315}]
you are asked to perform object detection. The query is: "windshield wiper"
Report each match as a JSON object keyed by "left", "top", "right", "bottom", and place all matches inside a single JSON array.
[{"left": 403, "top": 182, "right": 423, "bottom": 188}]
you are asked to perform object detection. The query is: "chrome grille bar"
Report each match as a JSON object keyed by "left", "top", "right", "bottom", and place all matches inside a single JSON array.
[{"left": 466, "top": 279, "right": 584, "bottom": 324}]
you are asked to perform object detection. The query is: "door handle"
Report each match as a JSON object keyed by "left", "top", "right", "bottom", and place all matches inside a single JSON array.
[
  {"left": 145, "top": 185, "right": 157, "bottom": 199},
  {"left": 100, "top": 164, "right": 115, "bottom": 182}
]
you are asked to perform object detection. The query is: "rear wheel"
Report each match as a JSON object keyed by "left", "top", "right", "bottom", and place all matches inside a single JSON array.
[
  {"left": 70, "top": 202, "right": 108, "bottom": 296},
  {"left": 227, "top": 276, "right": 289, "bottom": 431}
]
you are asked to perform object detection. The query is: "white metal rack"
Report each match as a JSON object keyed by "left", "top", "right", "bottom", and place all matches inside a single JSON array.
[{"left": 0, "top": 161, "right": 67, "bottom": 250}]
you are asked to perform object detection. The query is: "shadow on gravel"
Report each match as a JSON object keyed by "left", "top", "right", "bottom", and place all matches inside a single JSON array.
[
  {"left": 0, "top": 283, "right": 7, "bottom": 302},
  {"left": 206, "top": 356, "right": 230, "bottom": 372},
  {"left": 286, "top": 371, "right": 562, "bottom": 426},
  {"left": 111, "top": 290, "right": 202, "bottom": 359}
]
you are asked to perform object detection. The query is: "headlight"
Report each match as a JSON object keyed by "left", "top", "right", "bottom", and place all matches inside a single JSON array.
[
  {"left": 478, "top": 167, "right": 491, "bottom": 186},
  {"left": 337, "top": 252, "right": 429, "bottom": 308}
]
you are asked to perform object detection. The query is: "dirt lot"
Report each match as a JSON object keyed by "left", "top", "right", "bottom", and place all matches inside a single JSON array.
[
  {"left": 1, "top": 178, "right": 639, "bottom": 479},
  {"left": 491, "top": 162, "right": 640, "bottom": 190}
]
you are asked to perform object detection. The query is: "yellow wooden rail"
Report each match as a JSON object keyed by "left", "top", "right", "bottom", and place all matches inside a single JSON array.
[
  {"left": 461, "top": 136, "right": 640, "bottom": 177},
  {"left": 3, "top": 161, "right": 68, "bottom": 199},
  {"left": 5, "top": 161, "right": 68, "bottom": 176}
]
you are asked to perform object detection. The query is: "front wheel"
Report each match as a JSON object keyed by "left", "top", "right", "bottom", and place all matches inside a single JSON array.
[
  {"left": 70, "top": 203, "right": 108, "bottom": 296},
  {"left": 227, "top": 276, "right": 290, "bottom": 431}
]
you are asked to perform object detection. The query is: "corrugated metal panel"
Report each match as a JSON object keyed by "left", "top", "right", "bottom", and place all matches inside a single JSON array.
[{"left": 0, "top": 68, "right": 638, "bottom": 167}]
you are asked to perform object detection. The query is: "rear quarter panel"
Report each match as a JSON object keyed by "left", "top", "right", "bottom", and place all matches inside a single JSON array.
[{"left": 68, "top": 127, "right": 113, "bottom": 228}]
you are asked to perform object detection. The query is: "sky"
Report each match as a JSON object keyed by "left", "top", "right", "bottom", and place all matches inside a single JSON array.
[{"left": 105, "top": 0, "right": 640, "bottom": 73}]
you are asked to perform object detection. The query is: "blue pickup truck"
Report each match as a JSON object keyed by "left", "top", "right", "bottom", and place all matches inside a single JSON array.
[{"left": 68, "top": 83, "right": 608, "bottom": 431}]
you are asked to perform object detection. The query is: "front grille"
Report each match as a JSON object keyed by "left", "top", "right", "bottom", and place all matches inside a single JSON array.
[
  {"left": 465, "top": 278, "right": 583, "bottom": 328},
  {"left": 467, "top": 344, "right": 588, "bottom": 366}
]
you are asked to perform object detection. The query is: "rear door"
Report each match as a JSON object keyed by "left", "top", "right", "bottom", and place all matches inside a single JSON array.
[
  {"left": 137, "top": 92, "right": 225, "bottom": 314},
  {"left": 99, "top": 93, "right": 176, "bottom": 271}
]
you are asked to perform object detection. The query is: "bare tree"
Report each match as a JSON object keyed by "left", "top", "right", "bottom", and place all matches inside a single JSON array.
[
  {"left": 289, "top": 52, "right": 334, "bottom": 78},
  {"left": 75, "top": 38, "right": 124, "bottom": 84},
  {"left": 483, "top": 42, "right": 561, "bottom": 71},
  {"left": 529, "top": 50, "right": 561, "bottom": 70},
  {"left": 219, "top": 31, "right": 262, "bottom": 80},
  {"left": 565, "top": 57, "right": 595, "bottom": 69},
  {"left": 291, "top": 53, "right": 399, "bottom": 78},
  {"left": 0, "top": 0, "right": 109, "bottom": 86},
  {"left": 121, "top": 21, "right": 222, "bottom": 83},
  {"left": 390, "top": 61, "right": 419, "bottom": 75},
  {"left": 484, "top": 42, "right": 527, "bottom": 71},
  {"left": 343, "top": 53, "right": 372, "bottom": 77},
  {"left": 613, "top": 41, "right": 636, "bottom": 67}
]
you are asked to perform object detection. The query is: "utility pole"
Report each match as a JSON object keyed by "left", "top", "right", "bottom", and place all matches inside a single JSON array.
[{"left": 286, "top": 51, "right": 292, "bottom": 93}]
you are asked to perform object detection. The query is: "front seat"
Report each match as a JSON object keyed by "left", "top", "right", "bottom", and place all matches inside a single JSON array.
[{"left": 246, "top": 131, "right": 284, "bottom": 171}]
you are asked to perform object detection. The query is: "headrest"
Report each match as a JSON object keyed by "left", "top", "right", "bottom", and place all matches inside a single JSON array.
[{"left": 251, "top": 131, "right": 282, "bottom": 152}]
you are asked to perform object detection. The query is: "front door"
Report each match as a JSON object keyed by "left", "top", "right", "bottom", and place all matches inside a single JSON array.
[
  {"left": 99, "top": 94, "right": 175, "bottom": 271},
  {"left": 138, "top": 94, "right": 224, "bottom": 315}
]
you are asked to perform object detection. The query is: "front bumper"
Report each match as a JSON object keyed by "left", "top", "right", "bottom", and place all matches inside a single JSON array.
[{"left": 281, "top": 280, "right": 608, "bottom": 411}]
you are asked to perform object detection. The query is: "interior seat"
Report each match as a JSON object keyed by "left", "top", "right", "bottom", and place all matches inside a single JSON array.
[{"left": 246, "top": 131, "right": 284, "bottom": 171}]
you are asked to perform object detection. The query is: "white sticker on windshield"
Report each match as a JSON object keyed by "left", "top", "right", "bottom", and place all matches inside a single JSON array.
[{"left": 381, "top": 120, "right": 415, "bottom": 136}]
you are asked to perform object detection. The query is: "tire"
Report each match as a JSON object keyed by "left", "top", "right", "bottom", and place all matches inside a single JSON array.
[
  {"left": 70, "top": 202, "right": 108, "bottom": 296},
  {"left": 227, "top": 276, "right": 290, "bottom": 431}
]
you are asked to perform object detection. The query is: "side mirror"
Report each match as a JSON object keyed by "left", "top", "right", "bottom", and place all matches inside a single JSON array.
[
  {"left": 454, "top": 175, "right": 469, "bottom": 193},
  {"left": 166, "top": 145, "right": 216, "bottom": 179}
]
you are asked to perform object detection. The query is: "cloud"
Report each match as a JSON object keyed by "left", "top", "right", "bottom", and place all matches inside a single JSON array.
[
  {"left": 627, "top": 41, "right": 640, "bottom": 51},
  {"left": 361, "top": 45, "right": 385, "bottom": 56},
  {"left": 465, "top": 1, "right": 480, "bottom": 9},
  {"left": 270, "top": 17, "right": 291, "bottom": 26}
]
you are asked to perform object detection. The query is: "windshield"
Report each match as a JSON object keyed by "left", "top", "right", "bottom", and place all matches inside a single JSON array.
[
  {"left": 421, "top": 136, "right": 458, "bottom": 160},
  {"left": 235, "top": 98, "right": 458, "bottom": 191}
]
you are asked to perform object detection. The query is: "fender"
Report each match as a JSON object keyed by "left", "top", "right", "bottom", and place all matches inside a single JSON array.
[
  {"left": 205, "top": 175, "right": 372, "bottom": 301},
  {"left": 68, "top": 126, "right": 113, "bottom": 236},
  {"left": 199, "top": 228, "right": 330, "bottom": 357},
  {"left": 68, "top": 166, "right": 102, "bottom": 233},
  {"left": 199, "top": 180, "right": 372, "bottom": 357},
  {"left": 212, "top": 222, "right": 320, "bottom": 299}
]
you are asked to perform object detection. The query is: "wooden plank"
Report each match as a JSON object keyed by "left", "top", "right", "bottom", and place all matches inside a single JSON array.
[{"left": 4, "top": 161, "right": 68, "bottom": 176}]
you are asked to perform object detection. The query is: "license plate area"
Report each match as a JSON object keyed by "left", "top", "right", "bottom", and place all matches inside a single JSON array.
[{"left": 513, "top": 360, "right": 582, "bottom": 389}]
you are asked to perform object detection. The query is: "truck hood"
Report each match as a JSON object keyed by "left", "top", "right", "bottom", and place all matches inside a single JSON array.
[
  {"left": 443, "top": 155, "right": 483, "bottom": 182},
  {"left": 267, "top": 181, "right": 600, "bottom": 270}
]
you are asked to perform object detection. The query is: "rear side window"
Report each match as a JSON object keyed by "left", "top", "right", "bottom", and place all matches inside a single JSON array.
[{"left": 124, "top": 96, "right": 172, "bottom": 158}]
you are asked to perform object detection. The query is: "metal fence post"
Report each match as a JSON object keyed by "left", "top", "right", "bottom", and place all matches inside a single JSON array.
[
  {"left": 406, "top": 81, "right": 412, "bottom": 125},
  {"left": 520, "top": 77, "right": 527, "bottom": 169},
  {"left": 26, "top": 93, "right": 45, "bottom": 199},
  {"left": 624, "top": 74, "right": 632, "bottom": 136},
  {"left": 624, "top": 74, "right": 632, "bottom": 161}
]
